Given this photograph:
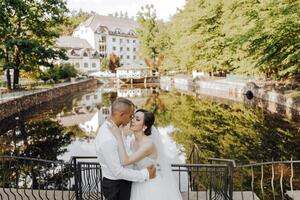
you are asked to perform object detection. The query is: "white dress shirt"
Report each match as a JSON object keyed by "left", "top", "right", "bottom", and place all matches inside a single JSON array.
[{"left": 95, "top": 120, "right": 149, "bottom": 182}]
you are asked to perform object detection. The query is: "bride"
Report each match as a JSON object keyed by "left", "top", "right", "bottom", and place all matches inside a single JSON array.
[{"left": 114, "top": 109, "right": 182, "bottom": 200}]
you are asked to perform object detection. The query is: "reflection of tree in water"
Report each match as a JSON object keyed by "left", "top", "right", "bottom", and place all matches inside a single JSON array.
[
  {"left": 0, "top": 118, "right": 74, "bottom": 159},
  {"left": 149, "top": 91, "right": 300, "bottom": 198},
  {"left": 152, "top": 91, "right": 300, "bottom": 162},
  {"left": 143, "top": 88, "right": 173, "bottom": 127},
  {"left": 102, "top": 92, "right": 118, "bottom": 107},
  {"left": 0, "top": 119, "right": 74, "bottom": 190}
]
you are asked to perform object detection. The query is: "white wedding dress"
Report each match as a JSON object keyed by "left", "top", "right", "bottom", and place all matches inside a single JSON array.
[
  {"left": 130, "top": 157, "right": 167, "bottom": 200},
  {"left": 130, "top": 127, "right": 182, "bottom": 200}
]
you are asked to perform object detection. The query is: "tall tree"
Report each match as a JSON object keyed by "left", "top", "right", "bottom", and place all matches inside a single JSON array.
[
  {"left": 58, "top": 10, "right": 92, "bottom": 36},
  {"left": 136, "top": 4, "right": 160, "bottom": 70},
  {"left": 108, "top": 53, "right": 120, "bottom": 73},
  {"left": 0, "top": 0, "right": 68, "bottom": 89},
  {"left": 149, "top": 0, "right": 300, "bottom": 80}
]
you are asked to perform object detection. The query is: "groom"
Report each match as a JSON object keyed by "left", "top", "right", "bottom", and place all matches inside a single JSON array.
[{"left": 95, "top": 97, "right": 156, "bottom": 200}]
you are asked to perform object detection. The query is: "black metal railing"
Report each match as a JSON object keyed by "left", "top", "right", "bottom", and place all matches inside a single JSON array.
[
  {"left": 71, "top": 154, "right": 231, "bottom": 200},
  {"left": 172, "top": 163, "right": 230, "bottom": 200},
  {"left": 76, "top": 162, "right": 103, "bottom": 200},
  {"left": 208, "top": 158, "right": 236, "bottom": 200},
  {"left": 235, "top": 159, "right": 300, "bottom": 200},
  {"left": 0, "top": 156, "right": 75, "bottom": 200}
]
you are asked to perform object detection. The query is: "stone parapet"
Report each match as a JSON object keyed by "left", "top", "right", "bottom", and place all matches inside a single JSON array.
[{"left": 0, "top": 79, "right": 97, "bottom": 121}]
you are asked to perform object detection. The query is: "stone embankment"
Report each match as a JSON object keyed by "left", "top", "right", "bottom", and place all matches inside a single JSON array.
[
  {"left": 160, "top": 75, "right": 300, "bottom": 121},
  {"left": 0, "top": 79, "right": 97, "bottom": 121}
]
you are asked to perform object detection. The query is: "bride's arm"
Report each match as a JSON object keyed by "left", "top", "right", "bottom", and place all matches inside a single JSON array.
[{"left": 115, "top": 134, "right": 154, "bottom": 166}]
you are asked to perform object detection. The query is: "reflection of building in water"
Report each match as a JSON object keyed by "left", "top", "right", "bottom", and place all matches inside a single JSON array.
[
  {"left": 116, "top": 87, "right": 160, "bottom": 106},
  {"left": 117, "top": 87, "right": 151, "bottom": 98},
  {"left": 116, "top": 66, "right": 150, "bottom": 79},
  {"left": 57, "top": 89, "right": 106, "bottom": 136},
  {"left": 79, "top": 107, "right": 110, "bottom": 134},
  {"left": 58, "top": 87, "right": 113, "bottom": 136},
  {"left": 79, "top": 88, "right": 103, "bottom": 110},
  {"left": 59, "top": 86, "right": 160, "bottom": 136}
]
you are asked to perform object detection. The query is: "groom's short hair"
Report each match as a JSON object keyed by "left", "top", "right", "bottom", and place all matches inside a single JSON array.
[{"left": 111, "top": 97, "right": 134, "bottom": 114}]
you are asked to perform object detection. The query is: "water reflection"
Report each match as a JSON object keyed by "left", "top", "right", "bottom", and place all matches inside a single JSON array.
[
  {"left": 0, "top": 118, "right": 74, "bottom": 160},
  {"left": 0, "top": 84, "right": 184, "bottom": 164},
  {"left": 1, "top": 83, "right": 299, "bottom": 164},
  {"left": 154, "top": 89, "right": 300, "bottom": 163}
]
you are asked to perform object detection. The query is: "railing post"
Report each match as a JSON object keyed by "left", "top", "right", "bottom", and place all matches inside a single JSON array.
[
  {"left": 228, "top": 162, "right": 234, "bottom": 200},
  {"left": 78, "top": 163, "right": 83, "bottom": 200},
  {"left": 73, "top": 157, "right": 80, "bottom": 200}
]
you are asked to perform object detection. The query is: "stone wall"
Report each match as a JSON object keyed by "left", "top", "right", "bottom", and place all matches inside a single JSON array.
[
  {"left": 160, "top": 75, "right": 300, "bottom": 121},
  {"left": 0, "top": 79, "right": 97, "bottom": 121}
]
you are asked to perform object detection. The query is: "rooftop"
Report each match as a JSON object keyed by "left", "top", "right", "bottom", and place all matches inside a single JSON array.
[
  {"left": 56, "top": 36, "right": 93, "bottom": 49},
  {"left": 81, "top": 14, "right": 138, "bottom": 33}
]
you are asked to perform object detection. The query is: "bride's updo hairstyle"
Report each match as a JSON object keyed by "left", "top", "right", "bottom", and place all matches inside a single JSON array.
[{"left": 135, "top": 109, "right": 155, "bottom": 136}]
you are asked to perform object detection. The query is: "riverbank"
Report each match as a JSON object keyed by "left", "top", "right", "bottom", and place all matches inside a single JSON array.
[
  {"left": 0, "top": 79, "right": 98, "bottom": 121},
  {"left": 161, "top": 75, "right": 300, "bottom": 121}
]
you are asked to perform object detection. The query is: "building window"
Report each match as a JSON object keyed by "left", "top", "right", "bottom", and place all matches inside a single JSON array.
[
  {"left": 127, "top": 39, "right": 129, "bottom": 43},
  {"left": 133, "top": 40, "right": 136, "bottom": 43},
  {"left": 83, "top": 52, "right": 88, "bottom": 57},
  {"left": 127, "top": 47, "right": 130, "bottom": 51},
  {"left": 86, "top": 95, "right": 90, "bottom": 100},
  {"left": 133, "top": 48, "right": 136, "bottom": 52},
  {"left": 120, "top": 55, "right": 123, "bottom": 59},
  {"left": 120, "top": 39, "right": 123, "bottom": 43},
  {"left": 127, "top": 55, "right": 130, "bottom": 59},
  {"left": 112, "top": 38, "right": 116, "bottom": 42},
  {"left": 94, "top": 95, "right": 98, "bottom": 99},
  {"left": 84, "top": 63, "right": 88, "bottom": 68},
  {"left": 100, "top": 45, "right": 105, "bottom": 50},
  {"left": 75, "top": 63, "right": 80, "bottom": 68},
  {"left": 133, "top": 56, "right": 136, "bottom": 60},
  {"left": 92, "top": 63, "right": 96, "bottom": 68},
  {"left": 120, "top": 47, "right": 123, "bottom": 51},
  {"left": 113, "top": 46, "right": 116, "bottom": 51}
]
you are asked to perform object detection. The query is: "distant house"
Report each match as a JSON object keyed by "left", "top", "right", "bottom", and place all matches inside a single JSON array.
[
  {"left": 73, "top": 14, "right": 144, "bottom": 68},
  {"left": 56, "top": 36, "right": 101, "bottom": 75}
]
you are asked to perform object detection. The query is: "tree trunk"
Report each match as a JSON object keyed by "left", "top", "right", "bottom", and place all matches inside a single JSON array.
[
  {"left": 13, "top": 68, "right": 19, "bottom": 89},
  {"left": 6, "top": 69, "right": 11, "bottom": 90},
  {"left": 13, "top": 45, "right": 21, "bottom": 89}
]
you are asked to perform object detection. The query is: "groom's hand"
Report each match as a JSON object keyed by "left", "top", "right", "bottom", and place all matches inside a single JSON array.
[{"left": 147, "top": 165, "right": 156, "bottom": 179}]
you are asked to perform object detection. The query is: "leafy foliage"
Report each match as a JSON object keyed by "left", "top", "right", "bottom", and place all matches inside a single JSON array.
[
  {"left": 108, "top": 53, "right": 120, "bottom": 72},
  {"left": 0, "top": 0, "right": 68, "bottom": 89},
  {"left": 152, "top": 91, "right": 300, "bottom": 162},
  {"left": 138, "top": 0, "right": 300, "bottom": 80},
  {"left": 101, "top": 57, "right": 109, "bottom": 71},
  {"left": 40, "top": 63, "right": 78, "bottom": 83},
  {"left": 58, "top": 10, "right": 93, "bottom": 35}
]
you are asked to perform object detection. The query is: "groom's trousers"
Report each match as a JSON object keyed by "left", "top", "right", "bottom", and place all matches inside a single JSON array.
[{"left": 102, "top": 177, "right": 132, "bottom": 200}]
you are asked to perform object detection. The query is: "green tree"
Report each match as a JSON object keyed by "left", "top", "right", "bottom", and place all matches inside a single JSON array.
[
  {"left": 148, "top": 91, "right": 300, "bottom": 162},
  {"left": 149, "top": 0, "right": 300, "bottom": 80},
  {"left": 41, "top": 63, "right": 78, "bottom": 83},
  {"left": 58, "top": 10, "right": 92, "bottom": 35},
  {"left": 101, "top": 57, "right": 109, "bottom": 71},
  {"left": 136, "top": 4, "right": 160, "bottom": 69},
  {"left": 0, "top": 0, "right": 68, "bottom": 89}
]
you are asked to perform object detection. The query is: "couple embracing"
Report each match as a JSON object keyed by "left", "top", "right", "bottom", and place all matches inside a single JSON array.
[{"left": 95, "top": 97, "right": 182, "bottom": 200}]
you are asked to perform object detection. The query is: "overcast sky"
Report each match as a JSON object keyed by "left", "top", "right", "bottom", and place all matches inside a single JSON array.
[{"left": 67, "top": 0, "right": 186, "bottom": 21}]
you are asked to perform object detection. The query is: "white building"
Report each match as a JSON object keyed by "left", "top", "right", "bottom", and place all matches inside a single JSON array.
[
  {"left": 73, "top": 14, "right": 144, "bottom": 68},
  {"left": 56, "top": 36, "right": 101, "bottom": 74}
]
